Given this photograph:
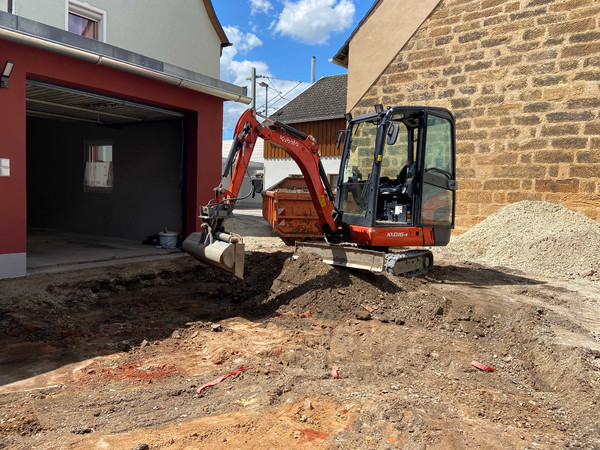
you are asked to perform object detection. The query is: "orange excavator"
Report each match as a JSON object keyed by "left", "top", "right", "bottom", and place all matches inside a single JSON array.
[{"left": 182, "top": 104, "right": 457, "bottom": 278}]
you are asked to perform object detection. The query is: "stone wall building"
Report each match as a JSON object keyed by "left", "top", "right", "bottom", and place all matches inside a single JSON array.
[{"left": 332, "top": 0, "right": 600, "bottom": 233}]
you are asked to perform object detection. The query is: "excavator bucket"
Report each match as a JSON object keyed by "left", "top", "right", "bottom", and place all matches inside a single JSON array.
[{"left": 182, "top": 230, "right": 245, "bottom": 279}]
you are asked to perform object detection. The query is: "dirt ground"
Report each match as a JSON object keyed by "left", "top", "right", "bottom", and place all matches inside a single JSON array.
[{"left": 1, "top": 213, "right": 600, "bottom": 449}]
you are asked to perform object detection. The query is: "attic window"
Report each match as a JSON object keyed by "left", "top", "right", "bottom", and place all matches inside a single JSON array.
[{"left": 67, "top": 1, "right": 106, "bottom": 41}]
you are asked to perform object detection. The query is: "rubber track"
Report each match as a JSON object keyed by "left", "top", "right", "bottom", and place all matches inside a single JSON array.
[{"left": 384, "top": 249, "right": 434, "bottom": 277}]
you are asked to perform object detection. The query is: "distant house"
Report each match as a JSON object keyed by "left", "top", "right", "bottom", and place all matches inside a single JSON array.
[
  {"left": 0, "top": 1, "right": 250, "bottom": 278},
  {"left": 332, "top": 0, "right": 600, "bottom": 232},
  {"left": 263, "top": 74, "right": 347, "bottom": 190}
]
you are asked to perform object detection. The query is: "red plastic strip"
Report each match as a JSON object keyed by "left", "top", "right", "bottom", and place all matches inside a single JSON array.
[
  {"left": 196, "top": 366, "right": 253, "bottom": 394},
  {"left": 471, "top": 360, "right": 495, "bottom": 372}
]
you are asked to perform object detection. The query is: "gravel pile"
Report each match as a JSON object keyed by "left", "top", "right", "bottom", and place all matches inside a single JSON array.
[{"left": 448, "top": 201, "right": 600, "bottom": 280}]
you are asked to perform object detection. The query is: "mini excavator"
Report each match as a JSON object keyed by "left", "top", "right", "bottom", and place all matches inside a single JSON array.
[{"left": 182, "top": 104, "right": 457, "bottom": 279}]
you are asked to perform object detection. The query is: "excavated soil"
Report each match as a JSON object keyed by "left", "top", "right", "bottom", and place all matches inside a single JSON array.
[{"left": 1, "top": 203, "right": 600, "bottom": 449}]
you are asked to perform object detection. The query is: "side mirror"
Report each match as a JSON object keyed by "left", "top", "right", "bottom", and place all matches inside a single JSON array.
[
  {"left": 335, "top": 130, "right": 345, "bottom": 150},
  {"left": 387, "top": 124, "right": 399, "bottom": 146}
]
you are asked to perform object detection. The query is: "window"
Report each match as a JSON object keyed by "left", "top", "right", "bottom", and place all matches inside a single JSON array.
[
  {"left": 84, "top": 140, "right": 113, "bottom": 192},
  {"left": 421, "top": 115, "right": 454, "bottom": 226},
  {"left": 67, "top": 1, "right": 106, "bottom": 41},
  {"left": 338, "top": 120, "right": 379, "bottom": 216}
]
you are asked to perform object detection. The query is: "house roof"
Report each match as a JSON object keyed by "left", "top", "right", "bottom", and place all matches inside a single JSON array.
[
  {"left": 268, "top": 74, "right": 347, "bottom": 124},
  {"left": 202, "top": 0, "right": 232, "bottom": 53},
  {"left": 331, "top": 0, "right": 382, "bottom": 68}
]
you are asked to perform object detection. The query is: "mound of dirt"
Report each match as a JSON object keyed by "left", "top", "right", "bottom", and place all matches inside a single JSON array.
[
  {"left": 244, "top": 253, "right": 448, "bottom": 324},
  {"left": 447, "top": 201, "right": 600, "bottom": 281}
]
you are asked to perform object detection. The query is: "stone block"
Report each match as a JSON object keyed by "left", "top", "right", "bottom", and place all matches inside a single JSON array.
[
  {"left": 458, "top": 190, "right": 493, "bottom": 203},
  {"left": 561, "top": 42, "right": 600, "bottom": 58},
  {"left": 569, "top": 164, "right": 600, "bottom": 178},
  {"left": 547, "top": 111, "right": 595, "bottom": 122},
  {"left": 548, "top": 17, "right": 595, "bottom": 35},
  {"left": 459, "top": 130, "right": 488, "bottom": 141},
  {"left": 514, "top": 115, "right": 541, "bottom": 126},
  {"left": 534, "top": 149, "right": 576, "bottom": 163},
  {"left": 506, "top": 192, "right": 544, "bottom": 202},
  {"left": 407, "top": 48, "right": 446, "bottom": 62},
  {"left": 509, "top": 8, "right": 547, "bottom": 22},
  {"left": 584, "top": 123, "right": 600, "bottom": 134},
  {"left": 548, "top": 0, "right": 589, "bottom": 12},
  {"left": 542, "top": 86, "right": 568, "bottom": 101},
  {"left": 535, "top": 178, "right": 580, "bottom": 193},
  {"left": 573, "top": 71, "right": 600, "bottom": 81},
  {"left": 493, "top": 192, "right": 507, "bottom": 203},
  {"left": 550, "top": 138, "right": 588, "bottom": 150},
  {"left": 533, "top": 75, "right": 568, "bottom": 87},
  {"left": 464, "top": 61, "right": 493, "bottom": 72},
  {"left": 569, "top": 31, "right": 600, "bottom": 44},
  {"left": 541, "top": 124, "right": 580, "bottom": 136},
  {"left": 483, "top": 179, "right": 521, "bottom": 190},
  {"left": 458, "top": 31, "right": 489, "bottom": 44},
  {"left": 411, "top": 57, "right": 453, "bottom": 70},
  {"left": 473, "top": 95, "right": 505, "bottom": 106},
  {"left": 494, "top": 164, "right": 547, "bottom": 178}
]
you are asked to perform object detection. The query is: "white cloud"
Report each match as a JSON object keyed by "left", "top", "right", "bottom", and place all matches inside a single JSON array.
[
  {"left": 223, "top": 25, "right": 263, "bottom": 55},
  {"left": 221, "top": 26, "right": 267, "bottom": 86},
  {"left": 250, "top": 0, "right": 273, "bottom": 15},
  {"left": 274, "top": 0, "right": 355, "bottom": 45},
  {"left": 219, "top": 25, "right": 311, "bottom": 135}
]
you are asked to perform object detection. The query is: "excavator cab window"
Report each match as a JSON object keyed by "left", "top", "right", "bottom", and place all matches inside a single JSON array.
[
  {"left": 420, "top": 114, "right": 455, "bottom": 227},
  {"left": 338, "top": 119, "right": 379, "bottom": 216},
  {"left": 375, "top": 112, "right": 419, "bottom": 225}
]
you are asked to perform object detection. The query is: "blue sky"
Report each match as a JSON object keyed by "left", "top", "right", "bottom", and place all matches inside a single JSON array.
[{"left": 213, "top": 0, "right": 374, "bottom": 138}]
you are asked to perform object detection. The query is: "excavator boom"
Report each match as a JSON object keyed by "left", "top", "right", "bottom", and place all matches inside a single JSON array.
[{"left": 183, "top": 109, "right": 341, "bottom": 278}]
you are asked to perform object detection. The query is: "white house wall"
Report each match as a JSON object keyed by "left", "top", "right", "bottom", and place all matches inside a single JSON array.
[
  {"left": 264, "top": 156, "right": 341, "bottom": 192},
  {"left": 4, "top": 0, "right": 221, "bottom": 78}
]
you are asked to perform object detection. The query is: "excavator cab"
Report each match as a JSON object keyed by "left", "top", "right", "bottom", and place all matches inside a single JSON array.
[{"left": 336, "top": 106, "right": 457, "bottom": 247}]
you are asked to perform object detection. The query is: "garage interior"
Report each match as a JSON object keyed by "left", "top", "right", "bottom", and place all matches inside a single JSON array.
[{"left": 25, "top": 80, "right": 187, "bottom": 273}]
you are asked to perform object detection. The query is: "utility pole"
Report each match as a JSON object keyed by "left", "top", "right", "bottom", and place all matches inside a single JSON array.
[
  {"left": 246, "top": 67, "right": 266, "bottom": 111},
  {"left": 247, "top": 67, "right": 256, "bottom": 110},
  {"left": 259, "top": 81, "right": 269, "bottom": 117}
]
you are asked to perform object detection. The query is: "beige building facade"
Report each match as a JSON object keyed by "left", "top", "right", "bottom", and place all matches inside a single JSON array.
[{"left": 333, "top": 0, "right": 600, "bottom": 233}]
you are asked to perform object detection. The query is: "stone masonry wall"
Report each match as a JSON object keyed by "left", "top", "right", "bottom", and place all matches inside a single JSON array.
[{"left": 353, "top": 0, "right": 600, "bottom": 233}]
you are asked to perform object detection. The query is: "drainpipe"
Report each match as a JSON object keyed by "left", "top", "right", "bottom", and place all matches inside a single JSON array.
[{"left": 0, "top": 26, "right": 251, "bottom": 104}]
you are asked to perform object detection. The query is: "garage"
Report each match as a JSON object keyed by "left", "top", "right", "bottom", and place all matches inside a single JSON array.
[
  {"left": 24, "top": 80, "right": 188, "bottom": 271},
  {"left": 0, "top": 12, "right": 250, "bottom": 278}
]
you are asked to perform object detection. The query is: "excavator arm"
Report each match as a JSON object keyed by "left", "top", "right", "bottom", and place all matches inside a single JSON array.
[
  {"left": 183, "top": 108, "right": 341, "bottom": 278},
  {"left": 218, "top": 108, "right": 340, "bottom": 237}
]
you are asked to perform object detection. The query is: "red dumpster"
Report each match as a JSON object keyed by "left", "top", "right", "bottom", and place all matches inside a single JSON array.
[{"left": 261, "top": 175, "right": 331, "bottom": 243}]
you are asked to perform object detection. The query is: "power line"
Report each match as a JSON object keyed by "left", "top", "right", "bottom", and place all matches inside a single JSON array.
[{"left": 256, "top": 78, "right": 306, "bottom": 116}]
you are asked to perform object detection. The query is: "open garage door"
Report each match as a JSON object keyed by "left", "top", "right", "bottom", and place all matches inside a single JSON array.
[{"left": 25, "top": 80, "right": 188, "bottom": 271}]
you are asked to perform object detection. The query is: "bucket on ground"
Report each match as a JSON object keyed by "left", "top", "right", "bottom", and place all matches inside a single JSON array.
[{"left": 159, "top": 231, "right": 178, "bottom": 249}]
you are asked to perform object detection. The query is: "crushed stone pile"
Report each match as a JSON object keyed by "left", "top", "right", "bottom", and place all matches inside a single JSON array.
[{"left": 447, "top": 201, "right": 600, "bottom": 281}]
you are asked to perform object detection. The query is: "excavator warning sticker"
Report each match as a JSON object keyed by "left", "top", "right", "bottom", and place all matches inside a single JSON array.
[{"left": 319, "top": 195, "right": 327, "bottom": 207}]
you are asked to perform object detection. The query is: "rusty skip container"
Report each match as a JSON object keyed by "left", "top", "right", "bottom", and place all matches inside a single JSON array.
[{"left": 262, "top": 175, "right": 331, "bottom": 242}]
